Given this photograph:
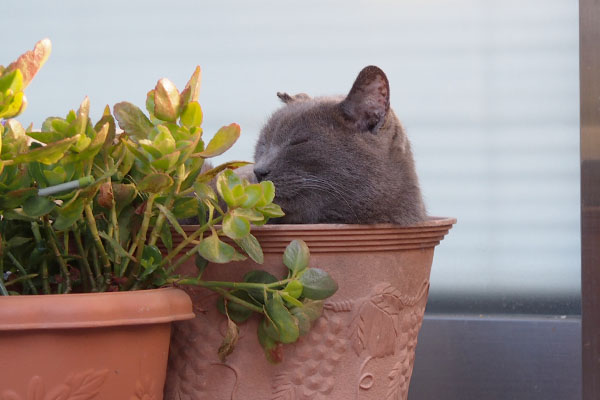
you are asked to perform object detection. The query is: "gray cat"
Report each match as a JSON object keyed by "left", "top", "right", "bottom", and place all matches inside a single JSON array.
[{"left": 252, "top": 66, "right": 426, "bottom": 225}]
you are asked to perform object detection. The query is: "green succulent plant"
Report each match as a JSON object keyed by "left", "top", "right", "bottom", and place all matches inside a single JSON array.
[{"left": 0, "top": 39, "right": 338, "bottom": 362}]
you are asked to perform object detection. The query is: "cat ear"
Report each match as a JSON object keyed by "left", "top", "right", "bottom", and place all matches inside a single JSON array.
[
  {"left": 340, "top": 66, "right": 390, "bottom": 132},
  {"left": 277, "top": 92, "right": 311, "bottom": 104}
]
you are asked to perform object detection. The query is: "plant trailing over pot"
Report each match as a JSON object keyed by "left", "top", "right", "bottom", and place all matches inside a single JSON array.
[{"left": 0, "top": 38, "right": 338, "bottom": 362}]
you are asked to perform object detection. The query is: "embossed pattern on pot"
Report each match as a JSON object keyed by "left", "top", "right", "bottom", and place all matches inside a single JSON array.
[{"left": 164, "top": 218, "right": 454, "bottom": 400}]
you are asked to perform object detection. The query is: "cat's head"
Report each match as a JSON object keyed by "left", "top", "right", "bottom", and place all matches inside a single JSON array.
[{"left": 253, "top": 66, "right": 425, "bottom": 224}]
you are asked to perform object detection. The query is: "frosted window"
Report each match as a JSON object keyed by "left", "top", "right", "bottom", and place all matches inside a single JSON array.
[{"left": 5, "top": 0, "right": 580, "bottom": 313}]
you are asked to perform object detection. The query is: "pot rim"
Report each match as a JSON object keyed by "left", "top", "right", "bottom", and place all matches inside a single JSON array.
[
  {"left": 250, "top": 216, "right": 456, "bottom": 231},
  {"left": 0, "top": 287, "right": 194, "bottom": 331},
  {"left": 182, "top": 216, "right": 456, "bottom": 232},
  {"left": 175, "top": 216, "right": 456, "bottom": 253}
]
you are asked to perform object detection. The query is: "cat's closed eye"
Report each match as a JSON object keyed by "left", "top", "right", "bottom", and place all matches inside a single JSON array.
[{"left": 289, "top": 136, "right": 310, "bottom": 146}]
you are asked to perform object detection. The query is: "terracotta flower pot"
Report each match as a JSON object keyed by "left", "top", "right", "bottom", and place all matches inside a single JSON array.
[
  {"left": 164, "top": 217, "right": 455, "bottom": 400},
  {"left": 0, "top": 287, "right": 194, "bottom": 399}
]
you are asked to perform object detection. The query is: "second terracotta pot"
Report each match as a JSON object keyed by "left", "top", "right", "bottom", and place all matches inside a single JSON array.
[
  {"left": 0, "top": 287, "right": 194, "bottom": 399},
  {"left": 164, "top": 217, "right": 454, "bottom": 400}
]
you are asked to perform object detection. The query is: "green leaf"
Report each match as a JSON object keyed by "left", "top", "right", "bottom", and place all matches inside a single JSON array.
[
  {"left": 113, "top": 102, "right": 153, "bottom": 140},
  {"left": 290, "top": 307, "right": 312, "bottom": 336},
  {"left": 154, "top": 78, "right": 181, "bottom": 122},
  {"left": 193, "top": 182, "right": 217, "bottom": 202},
  {"left": 180, "top": 101, "right": 203, "bottom": 128},
  {"left": 223, "top": 213, "right": 250, "bottom": 240},
  {"left": 256, "top": 181, "right": 275, "bottom": 207},
  {"left": 283, "top": 280, "right": 303, "bottom": 299},
  {"left": 283, "top": 239, "right": 310, "bottom": 275},
  {"left": 243, "top": 269, "right": 278, "bottom": 285},
  {"left": 72, "top": 134, "right": 92, "bottom": 154},
  {"left": 180, "top": 66, "right": 201, "bottom": 106},
  {"left": 234, "top": 233, "right": 264, "bottom": 264},
  {"left": 14, "top": 135, "right": 79, "bottom": 165},
  {"left": 2, "top": 209, "right": 38, "bottom": 222},
  {"left": 156, "top": 203, "right": 186, "bottom": 238},
  {"left": 98, "top": 231, "right": 136, "bottom": 262},
  {"left": 160, "top": 222, "right": 173, "bottom": 251},
  {"left": 257, "top": 203, "right": 285, "bottom": 218},
  {"left": 257, "top": 319, "right": 283, "bottom": 364},
  {"left": 197, "top": 232, "right": 235, "bottom": 263},
  {"left": 94, "top": 105, "right": 116, "bottom": 151},
  {"left": 73, "top": 122, "right": 109, "bottom": 160},
  {"left": 74, "top": 97, "right": 90, "bottom": 137},
  {"left": 153, "top": 125, "right": 176, "bottom": 155},
  {"left": 142, "top": 244, "right": 162, "bottom": 265},
  {"left": 145, "top": 90, "right": 156, "bottom": 117},
  {"left": 0, "top": 188, "right": 36, "bottom": 209},
  {"left": 232, "top": 208, "right": 264, "bottom": 222},
  {"left": 23, "top": 196, "right": 55, "bottom": 217},
  {"left": 216, "top": 169, "right": 246, "bottom": 207},
  {"left": 28, "top": 161, "right": 49, "bottom": 188},
  {"left": 0, "top": 69, "right": 23, "bottom": 93},
  {"left": 0, "top": 91, "right": 25, "bottom": 119},
  {"left": 151, "top": 151, "right": 180, "bottom": 172},
  {"left": 242, "top": 184, "right": 262, "bottom": 208},
  {"left": 42, "top": 168, "right": 66, "bottom": 186},
  {"left": 194, "top": 252, "right": 208, "bottom": 275},
  {"left": 195, "top": 161, "right": 251, "bottom": 183},
  {"left": 216, "top": 291, "right": 256, "bottom": 323},
  {"left": 139, "top": 139, "right": 163, "bottom": 159},
  {"left": 281, "top": 292, "right": 303, "bottom": 308},
  {"left": 27, "top": 130, "right": 66, "bottom": 144},
  {"left": 139, "top": 244, "right": 162, "bottom": 279},
  {"left": 171, "top": 197, "right": 198, "bottom": 219},
  {"left": 299, "top": 268, "right": 338, "bottom": 300},
  {"left": 6, "top": 236, "right": 32, "bottom": 249},
  {"left": 264, "top": 293, "right": 299, "bottom": 344},
  {"left": 197, "top": 124, "right": 240, "bottom": 158},
  {"left": 122, "top": 139, "right": 152, "bottom": 169},
  {"left": 243, "top": 269, "right": 278, "bottom": 304},
  {"left": 112, "top": 183, "right": 137, "bottom": 214},
  {"left": 137, "top": 173, "right": 173, "bottom": 193},
  {"left": 53, "top": 197, "right": 84, "bottom": 231}
]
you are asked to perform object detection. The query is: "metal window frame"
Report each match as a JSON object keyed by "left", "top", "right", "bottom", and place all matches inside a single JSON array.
[{"left": 580, "top": 0, "right": 600, "bottom": 398}]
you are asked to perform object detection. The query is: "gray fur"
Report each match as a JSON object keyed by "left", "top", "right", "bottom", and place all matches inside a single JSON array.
[{"left": 253, "top": 66, "right": 426, "bottom": 225}]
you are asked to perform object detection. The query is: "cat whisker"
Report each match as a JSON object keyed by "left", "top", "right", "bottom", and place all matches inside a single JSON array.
[{"left": 298, "top": 178, "right": 360, "bottom": 223}]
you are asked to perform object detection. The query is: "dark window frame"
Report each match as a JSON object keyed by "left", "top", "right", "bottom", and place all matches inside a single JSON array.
[{"left": 580, "top": 0, "right": 600, "bottom": 398}]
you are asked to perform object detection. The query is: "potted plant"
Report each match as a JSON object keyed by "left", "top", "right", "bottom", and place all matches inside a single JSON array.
[
  {"left": 164, "top": 220, "right": 455, "bottom": 400},
  {"left": 160, "top": 70, "right": 456, "bottom": 400},
  {"left": 0, "top": 39, "right": 339, "bottom": 399}
]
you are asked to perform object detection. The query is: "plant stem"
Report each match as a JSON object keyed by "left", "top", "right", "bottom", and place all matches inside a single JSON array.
[
  {"left": 149, "top": 185, "right": 179, "bottom": 247},
  {"left": 129, "top": 194, "right": 157, "bottom": 285},
  {"left": 162, "top": 216, "right": 224, "bottom": 270},
  {"left": 74, "top": 227, "right": 97, "bottom": 292},
  {"left": 30, "top": 222, "right": 50, "bottom": 294},
  {"left": 178, "top": 277, "right": 291, "bottom": 291},
  {"left": 90, "top": 246, "right": 103, "bottom": 290},
  {"left": 6, "top": 251, "right": 38, "bottom": 294},
  {"left": 110, "top": 200, "right": 121, "bottom": 269},
  {"left": 0, "top": 279, "right": 8, "bottom": 296},
  {"left": 84, "top": 204, "right": 112, "bottom": 288},
  {"left": 43, "top": 217, "right": 71, "bottom": 293},
  {"left": 41, "top": 260, "right": 50, "bottom": 294},
  {"left": 0, "top": 233, "right": 4, "bottom": 280},
  {"left": 175, "top": 280, "right": 264, "bottom": 314}
]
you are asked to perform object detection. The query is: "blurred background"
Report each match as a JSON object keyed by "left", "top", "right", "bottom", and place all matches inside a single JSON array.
[{"left": 5, "top": 0, "right": 580, "bottom": 314}]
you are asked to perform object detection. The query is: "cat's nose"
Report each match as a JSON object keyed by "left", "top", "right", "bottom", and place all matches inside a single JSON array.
[{"left": 254, "top": 166, "right": 270, "bottom": 182}]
